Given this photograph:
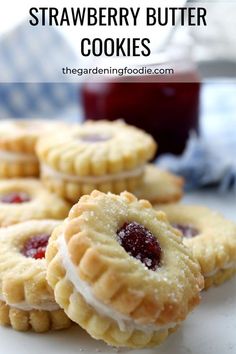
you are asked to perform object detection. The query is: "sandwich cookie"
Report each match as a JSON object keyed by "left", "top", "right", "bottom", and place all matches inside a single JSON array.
[
  {"left": 36, "top": 120, "right": 157, "bottom": 202},
  {"left": 134, "top": 164, "right": 184, "bottom": 204},
  {"left": 155, "top": 204, "right": 236, "bottom": 289},
  {"left": 0, "top": 119, "right": 69, "bottom": 178},
  {"left": 0, "top": 179, "right": 71, "bottom": 227},
  {"left": 46, "top": 190, "right": 203, "bottom": 348},
  {"left": 0, "top": 220, "right": 71, "bottom": 332}
]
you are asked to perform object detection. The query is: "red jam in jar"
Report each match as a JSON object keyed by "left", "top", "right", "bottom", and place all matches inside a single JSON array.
[
  {"left": 81, "top": 52, "right": 200, "bottom": 155},
  {"left": 82, "top": 81, "right": 200, "bottom": 155}
]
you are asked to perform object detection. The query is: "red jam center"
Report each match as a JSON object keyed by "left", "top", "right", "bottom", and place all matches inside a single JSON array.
[
  {"left": 22, "top": 234, "right": 50, "bottom": 259},
  {"left": 117, "top": 222, "right": 162, "bottom": 271},
  {"left": 0, "top": 192, "right": 31, "bottom": 204},
  {"left": 79, "top": 133, "right": 111, "bottom": 143},
  {"left": 172, "top": 223, "right": 199, "bottom": 238}
]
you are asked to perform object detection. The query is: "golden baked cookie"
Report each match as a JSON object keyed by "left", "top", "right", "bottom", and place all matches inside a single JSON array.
[
  {"left": 46, "top": 190, "right": 203, "bottom": 348},
  {"left": 37, "top": 120, "right": 157, "bottom": 202},
  {"left": 0, "top": 220, "right": 71, "bottom": 332},
  {"left": 0, "top": 119, "right": 69, "bottom": 177},
  {"left": 154, "top": 204, "right": 236, "bottom": 289},
  {"left": 134, "top": 164, "right": 184, "bottom": 204},
  {"left": 0, "top": 179, "right": 70, "bottom": 227}
]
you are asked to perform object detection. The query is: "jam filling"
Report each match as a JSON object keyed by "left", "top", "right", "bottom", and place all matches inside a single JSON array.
[
  {"left": 21, "top": 234, "right": 50, "bottom": 259},
  {"left": 0, "top": 192, "right": 31, "bottom": 204},
  {"left": 172, "top": 223, "right": 199, "bottom": 238},
  {"left": 117, "top": 221, "right": 162, "bottom": 271},
  {"left": 79, "top": 133, "right": 111, "bottom": 143}
]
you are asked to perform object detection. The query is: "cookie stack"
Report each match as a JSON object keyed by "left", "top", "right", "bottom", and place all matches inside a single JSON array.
[
  {"left": 0, "top": 119, "right": 73, "bottom": 332},
  {"left": 0, "top": 118, "right": 235, "bottom": 350}
]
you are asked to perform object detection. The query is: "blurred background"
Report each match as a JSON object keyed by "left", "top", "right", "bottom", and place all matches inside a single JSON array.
[{"left": 0, "top": 0, "right": 235, "bottom": 191}]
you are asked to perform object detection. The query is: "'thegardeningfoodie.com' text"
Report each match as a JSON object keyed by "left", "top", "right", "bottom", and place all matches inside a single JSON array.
[{"left": 62, "top": 66, "right": 175, "bottom": 77}]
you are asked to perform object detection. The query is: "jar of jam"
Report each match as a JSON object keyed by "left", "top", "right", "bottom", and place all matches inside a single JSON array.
[{"left": 81, "top": 47, "right": 201, "bottom": 155}]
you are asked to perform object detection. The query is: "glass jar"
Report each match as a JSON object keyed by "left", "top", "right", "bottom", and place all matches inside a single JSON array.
[{"left": 81, "top": 46, "right": 201, "bottom": 155}]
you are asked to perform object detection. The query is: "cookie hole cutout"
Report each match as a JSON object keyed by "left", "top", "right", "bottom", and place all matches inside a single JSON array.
[
  {"left": 77, "top": 133, "right": 112, "bottom": 143},
  {"left": 172, "top": 223, "right": 199, "bottom": 238},
  {"left": 0, "top": 192, "right": 31, "bottom": 204},
  {"left": 21, "top": 234, "right": 50, "bottom": 259},
  {"left": 116, "top": 221, "right": 162, "bottom": 271}
]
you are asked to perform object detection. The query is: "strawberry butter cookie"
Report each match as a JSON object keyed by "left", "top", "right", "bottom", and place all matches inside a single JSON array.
[
  {"left": 155, "top": 204, "right": 236, "bottom": 289},
  {"left": 0, "top": 179, "right": 70, "bottom": 227},
  {"left": 134, "top": 164, "right": 184, "bottom": 204},
  {"left": 37, "top": 120, "right": 157, "bottom": 202},
  {"left": 46, "top": 191, "right": 203, "bottom": 348},
  {"left": 0, "top": 119, "right": 69, "bottom": 177},
  {"left": 0, "top": 220, "right": 71, "bottom": 332}
]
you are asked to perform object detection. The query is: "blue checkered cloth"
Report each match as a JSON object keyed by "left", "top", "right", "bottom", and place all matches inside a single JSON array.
[
  {"left": 0, "top": 21, "right": 80, "bottom": 120},
  {"left": 0, "top": 83, "right": 80, "bottom": 120}
]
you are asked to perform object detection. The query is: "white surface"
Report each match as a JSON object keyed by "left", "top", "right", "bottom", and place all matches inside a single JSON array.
[{"left": 1, "top": 190, "right": 236, "bottom": 354}]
